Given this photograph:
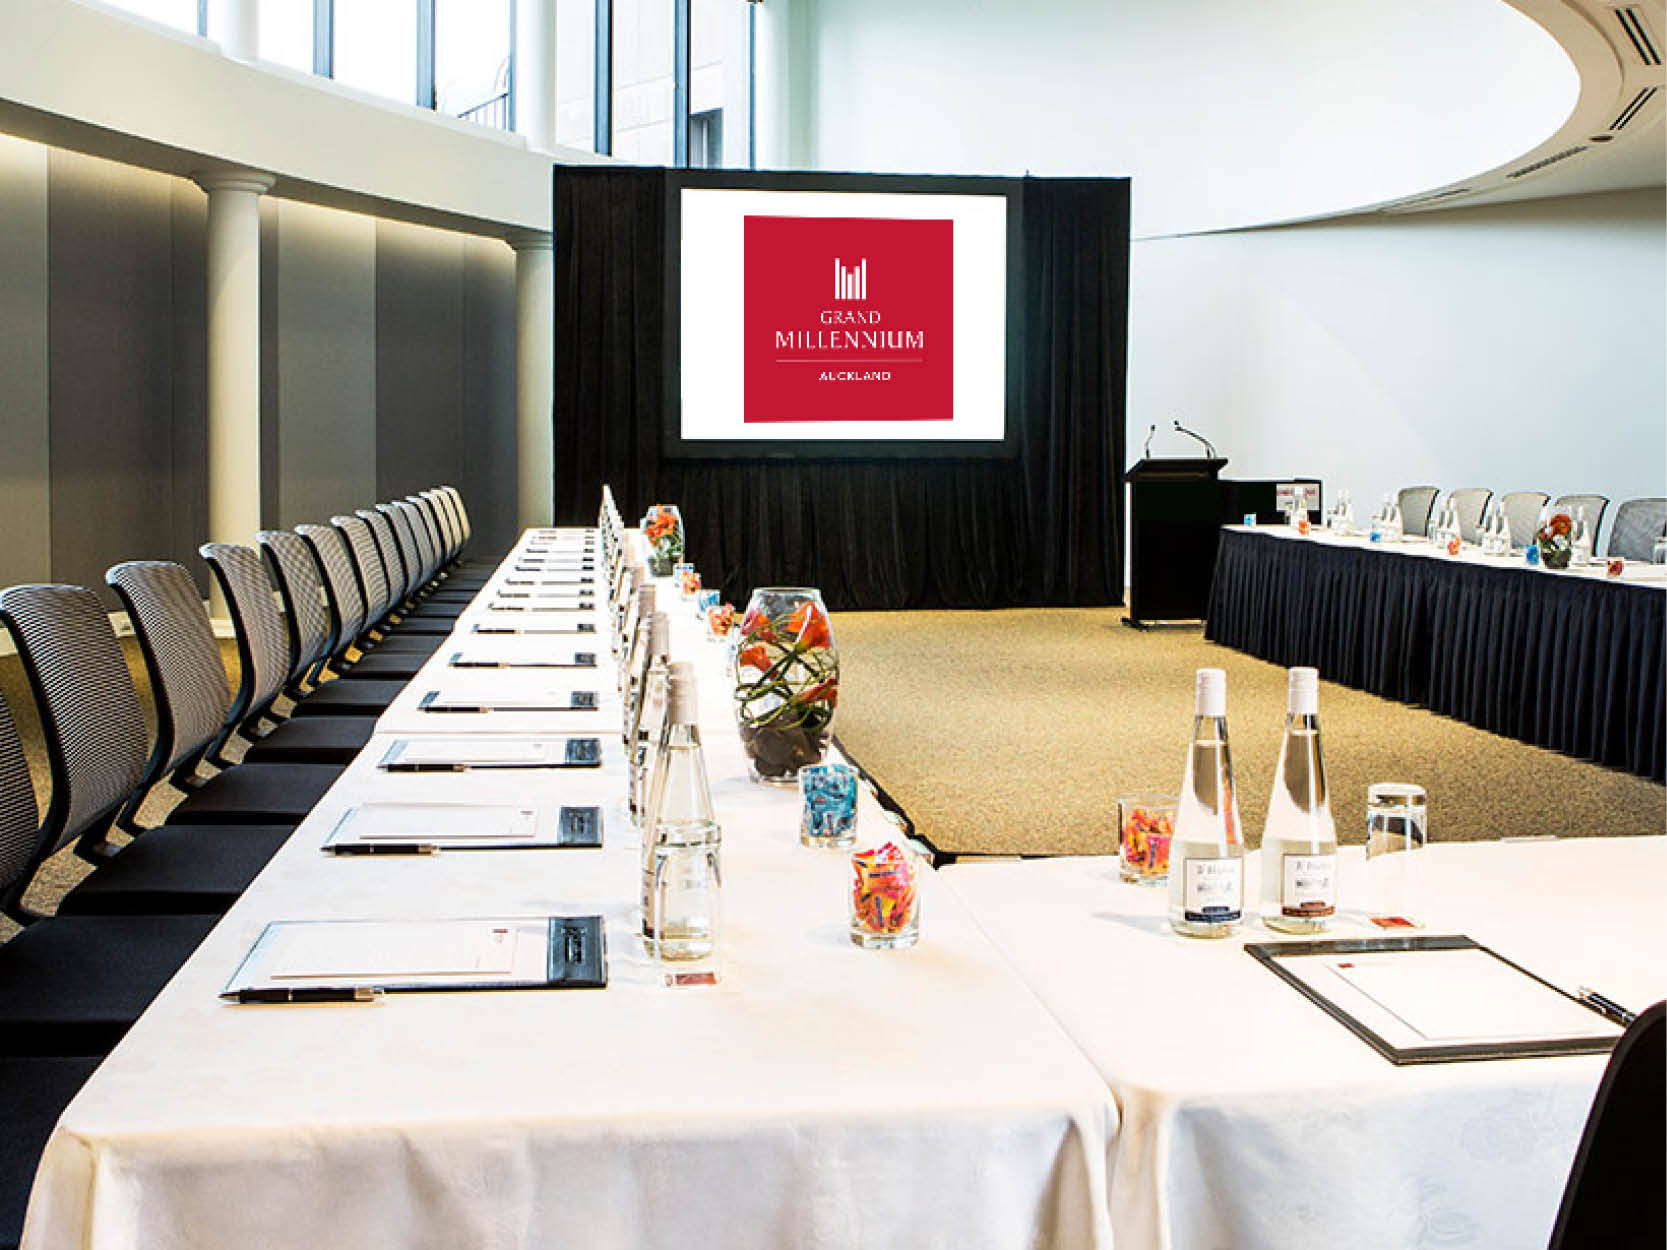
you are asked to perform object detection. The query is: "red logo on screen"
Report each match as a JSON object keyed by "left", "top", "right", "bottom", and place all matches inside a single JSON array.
[{"left": 743, "top": 216, "right": 953, "bottom": 423}]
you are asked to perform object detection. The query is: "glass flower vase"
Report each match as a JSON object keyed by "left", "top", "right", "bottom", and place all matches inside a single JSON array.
[
  {"left": 642, "top": 505, "right": 684, "bottom": 577},
  {"left": 732, "top": 587, "right": 838, "bottom": 785}
]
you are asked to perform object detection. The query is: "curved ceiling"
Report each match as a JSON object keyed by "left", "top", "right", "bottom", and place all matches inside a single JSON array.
[{"left": 1374, "top": 0, "right": 1666, "bottom": 217}]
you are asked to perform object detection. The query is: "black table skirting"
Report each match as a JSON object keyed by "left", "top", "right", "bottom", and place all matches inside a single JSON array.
[{"left": 1206, "top": 529, "right": 1665, "bottom": 782}]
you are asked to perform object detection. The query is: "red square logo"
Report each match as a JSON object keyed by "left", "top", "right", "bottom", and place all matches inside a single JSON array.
[{"left": 742, "top": 216, "right": 954, "bottom": 423}]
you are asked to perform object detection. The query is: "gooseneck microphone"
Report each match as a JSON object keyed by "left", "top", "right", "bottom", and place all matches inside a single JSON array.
[
  {"left": 1172, "top": 420, "right": 1217, "bottom": 460},
  {"left": 1144, "top": 424, "right": 1156, "bottom": 459}
]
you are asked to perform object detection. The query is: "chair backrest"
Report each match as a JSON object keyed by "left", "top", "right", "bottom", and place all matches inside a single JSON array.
[
  {"left": 1446, "top": 487, "right": 1492, "bottom": 545},
  {"left": 417, "top": 490, "right": 460, "bottom": 563},
  {"left": 0, "top": 687, "right": 45, "bottom": 918},
  {"left": 1497, "top": 491, "right": 1549, "bottom": 549},
  {"left": 1395, "top": 486, "right": 1438, "bottom": 538},
  {"left": 297, "top": 523, "right": 367, "bottom": 661},
  {"left": 439, "top": 485, "right": 473, "bottom": 546},
  {"left": 1547, "top": 1000, "right": 1665, "bottom": 1250},
  {"left": 201, "top": 543, "right": 291, "bottom": 728},
  {"left": 402, "top": 496, "right": 447, "bottom": 578},
  {"left": 1608, "top": 498, "right": 1667, "bottom": 561},
  {"left": 0, "top": 585, "right": 149, "bottom": 864},
  {"left": 358, "top": 507, "right": 412, "bottom": 606},
  {"left": 331, "top": 514, "right": 392, "bottom": 630},
  {"left": 258, "top": 529, "right": 334, "bottom": 689},
  {"left": 1553, "top": 494, "right": 1609, "bottom": 545},
  {"left": 105, "top": 561, "right": 231, "bottom": 784},
  {"left": 391, "top": 500, "right": 440, "bottom": 585},
  {"left": 373, "top": 503, "right": 425, "bottom": 596}
]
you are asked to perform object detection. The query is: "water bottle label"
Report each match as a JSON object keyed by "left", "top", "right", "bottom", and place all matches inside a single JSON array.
[
  {"left": 1184, "top": 858, "right": 1242, "bottom": 922},
  {"left": 1281, "top": 853, "right": 1337, "bottom": 917}
]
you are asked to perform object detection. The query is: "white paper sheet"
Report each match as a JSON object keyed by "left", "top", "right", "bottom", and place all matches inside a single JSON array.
[
  {"left": 381, "top": 737, "right": 555, "bottom": 767},
  {"left": 327, "top": 803, "right": 543, "bottom": 845},
  {"left": 226, "top": 918, "right": 554, "bottom": 990}
]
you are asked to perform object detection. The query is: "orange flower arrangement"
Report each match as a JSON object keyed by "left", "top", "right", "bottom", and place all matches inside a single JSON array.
[
  {"left": 733, "top": 590, "right": 838, "bottom": 782},
  {"left": 641, "top": 505, "right": 684, "bottom": 575},
  {"left": 1535, "top": 510, "right": 1574, "bottom": 570}
]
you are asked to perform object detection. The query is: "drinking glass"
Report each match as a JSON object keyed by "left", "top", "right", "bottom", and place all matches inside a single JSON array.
[
  {"left": 849, "top": 840, "right": 921, "bottom": 949},
  {"left": 1653, "top": 536, "right": 1667, "bottom": 565},
  {"left": 1364, "top": 783, "right": 1427, "bottom": 926},
  {"left": 1118, "top": 793, "right": 1177, "bottom": 885},
  {"left": 800, "top": 763, "right": 858, "bottom": 849}
]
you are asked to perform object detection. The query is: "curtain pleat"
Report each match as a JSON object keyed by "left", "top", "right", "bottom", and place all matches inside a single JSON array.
[
  {"left": 1207, "top": 530, "right": 1666, "bottom": 781},
  {"left": 553, "top": 168, "right": 1129, "bottom": 611}
]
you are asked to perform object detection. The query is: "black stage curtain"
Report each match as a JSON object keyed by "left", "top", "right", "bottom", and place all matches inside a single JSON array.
[
  {"left": 1207, "top": 529, "right": 1666, "bottom": 781},
  {"left": 552, "top": 168, "right": 1128, "bottom": 610}
]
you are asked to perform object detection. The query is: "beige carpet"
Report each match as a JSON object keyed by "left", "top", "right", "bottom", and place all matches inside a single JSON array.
[{"left": 830, "top": 607, "right": 1665, "bottom": 858}]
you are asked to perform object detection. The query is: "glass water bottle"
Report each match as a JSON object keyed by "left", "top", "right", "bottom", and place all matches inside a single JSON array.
[
  {"left": 641, "top": 664, "right": 722, "bottom": 961},
  {"left": 1260, "top": 667, "right": 1337, "bottom": 933},
  {"left": 1167, "top": 668, "right": 1245, "bottom": 938},
  {"left": 627, "top": 614, "right": 671, "bottom": 828}
]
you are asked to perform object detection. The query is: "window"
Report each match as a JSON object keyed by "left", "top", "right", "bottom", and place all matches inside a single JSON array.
[
  {"left": 689, "top": 108, "right": 722, "bottom": 169},
  {"left": 436, "top": 0, "right": 512, "bottom": 128},
  {"left": 334, "top": 0, "right": 419, "bottom": 105},
  {"left": 554, "top": 0, "right": 598, "bottom": 151},
  {"left": 258, "top": 0, "right": 315, "bottom": 72},
  {"left": 612, "top": 0, "right": 674, "bottom": 164},
  {"left": 105, "top": 0, "right": 201, "bottom": 35}
]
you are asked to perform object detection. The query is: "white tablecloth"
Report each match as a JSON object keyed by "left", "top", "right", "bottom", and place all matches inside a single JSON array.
[
  {"left": 941, "top": 838, "right": 1667, "bottom": 1250},
  {"left": 23, "top": 530, "right": 1115, "bottom": 1250}
]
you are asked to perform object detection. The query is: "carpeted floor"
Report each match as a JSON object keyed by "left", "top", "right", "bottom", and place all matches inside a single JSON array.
[{"left": 829, "top": 607, "right": 1665, "bottom": 858}]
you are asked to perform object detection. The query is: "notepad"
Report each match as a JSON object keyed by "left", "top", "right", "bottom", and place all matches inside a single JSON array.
[
  {"left": 418, "top": 688, "right": 599, "bottom": 713},
  {"left": 472, "top": 621, "right": 596, "bottom": 635},
  {"left": 327, "top": 802, "right": 543, "bottom": 846},
  {"left": 378, "top": 736, "right": 602, "bottom": 770},
  {"left": 448, "top": 650, "right": 597, "bottom": 669},
  {"left": 223, "top": 916, "right": 607, "bottom": 993}
]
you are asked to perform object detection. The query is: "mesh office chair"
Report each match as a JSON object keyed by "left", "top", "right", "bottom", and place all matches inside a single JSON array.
[
  {"left": 1446, "top": 488, "right": 1492, "bottom": 545},
  {"left": 332, "top": 513, "right": 453, "bottom": 639},
  {"left": 1608, "top": 498, "right": 1667, "bottom": 561},
  {"left": 1552, "top": 494, "right": 1609, "bottom": 549},
  {"left": 1497, "top": 490, "right": 1549, "bottom": 550},
  {"left": 376, "top": 504, "right": 462, "bottom": 621},
  {"left": 299, "top": 523, "right": 435, "bottom": 658},
  {"left": 108, "top": 560, "right": 341, "bottom": 827},
  {"left": 423, "top": 488, "right": 491, "bottom": 586},
  {"left": 1547, "top": 1001, "right": 1665, "bottom": 1250},
  {"left": 401, "top": 500, "right": 476, "bottom": 603},
  {"left": 1396, "top": 486, "right": 1438, "bottom": 539},
  {"left": 207, "top": 540, "right": 405, "bottom": 723},
  {"left": 0, "top": 592, "right": 221, "bottom": 1054}
]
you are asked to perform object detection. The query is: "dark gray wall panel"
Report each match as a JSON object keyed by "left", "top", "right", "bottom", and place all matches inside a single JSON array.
[
  {"left": 47, "top": 152, "right": 179, "bottom": 604},
  {"left": 169, "top": 178, "right": 208, "bottom": 593},
  {"left": 0, "top": 138, "right": 52, "bottom": 590},
  {"left": 461, "top": 237, "right": 518, "bottom": 556},
  {"left": 375, "top": 219, "right": 466, "bottom": 504},
  {"left": 274, "top": 201, "right": 377, "bottom": 527}
]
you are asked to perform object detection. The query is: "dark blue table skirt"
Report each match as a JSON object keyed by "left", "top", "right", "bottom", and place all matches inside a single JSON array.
[{"left": 1205, "top": 529, "right": 1665, "bottom": 781}]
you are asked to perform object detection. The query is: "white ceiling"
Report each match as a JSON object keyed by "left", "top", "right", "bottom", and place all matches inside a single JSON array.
[{"left": 1378, "top": 0, "right": 1664, "bottom": 215}]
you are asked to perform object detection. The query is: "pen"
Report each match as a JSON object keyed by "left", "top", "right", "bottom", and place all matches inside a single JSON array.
[
  {"left": 1577, "top": 986, "right": 1637, "bottom": 1026},
  {"left": 229, "top": 987, "right": 383, "bottom": 1004},
  {"left": 328, "top": 843, "right": 440, "bottom": 856},
  {"left": 382, "top": 762, "right": 469, "bottom": 773}
]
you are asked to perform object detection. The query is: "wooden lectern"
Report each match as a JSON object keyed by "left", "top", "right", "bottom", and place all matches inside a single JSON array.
[{"left": 1124, "top": 457, "right": 1228, "bottom": 628}]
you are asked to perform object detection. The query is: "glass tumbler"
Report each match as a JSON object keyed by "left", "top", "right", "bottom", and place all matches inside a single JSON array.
[
  {"left": 1364, "top": 783, "right": 1428, "bottom": 926},
  {"left": 1118, "top": 793, "right": 1177, "bottom": 884},
  {"left": 801, "top": 763, "right": 858, "bottom": 849},
  {"left": 849, "top": 840, "right": 921, "bottom": 950}
]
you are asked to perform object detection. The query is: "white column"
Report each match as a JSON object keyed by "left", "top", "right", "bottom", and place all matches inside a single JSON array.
[
  {"left": 194, "top": 170, "right": 274, "bottom": 559},
  {"left": 510, "top": 231, "right": 555, "bottom": 529},
  {"left": 206, "top": 0, "right": 259, "bottom": 60},
  {"left": 514, "top": 0, "right": 557, "bottom": 151}
]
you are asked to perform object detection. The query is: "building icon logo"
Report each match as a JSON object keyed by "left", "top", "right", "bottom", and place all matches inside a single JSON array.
[{"left": 833, "top": 257, "right": 868, "bottom": 301}]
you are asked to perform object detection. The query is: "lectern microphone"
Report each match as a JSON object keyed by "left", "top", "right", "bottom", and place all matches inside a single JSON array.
[
  {"left": 1144, "top": 424, "right": 1156, "bottom": 459},
  {"left": 1172, "top": 420, "right": 1217, "bottom": 460}
]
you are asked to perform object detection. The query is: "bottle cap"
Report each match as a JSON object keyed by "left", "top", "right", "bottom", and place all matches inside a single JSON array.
[
  {"left": 648, "top": 611, "right": 669, "bottom": 660},
  {"left": 1287, "top": 666, "right": 1319, "bottom": 715},
  {"left": 1194, "top": 667, "right": 1227, "bottom": 717},
  {"left": 666, "top": 661, "right": 698, "bottom": 723}
]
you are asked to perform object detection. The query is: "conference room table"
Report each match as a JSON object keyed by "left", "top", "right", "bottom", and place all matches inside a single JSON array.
[
  {"left": 22, "top": 528, "right": 1116, "bottom": 1250},
  {"left": 1206, "top": 525, "right": 1667, "bottom": 780},
  {"left": 940, "top": 837, "right": 1667, "bottom": 1250}
]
